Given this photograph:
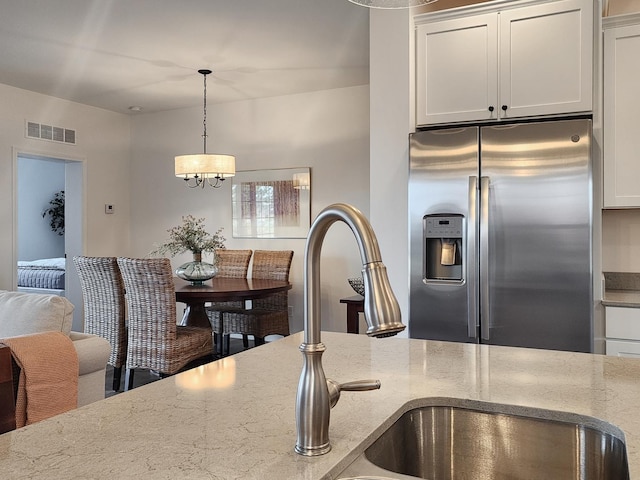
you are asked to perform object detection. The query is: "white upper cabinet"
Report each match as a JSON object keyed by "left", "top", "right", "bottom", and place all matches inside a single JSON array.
[
  {"left": 416, "top": 14, "right": 498, "bottom": 125},
  {"left": 603, "top": 15, "right": 640, "bottom": 208},
  {"left": 415, "top": 0, "right": 593, "bottom": 126}
]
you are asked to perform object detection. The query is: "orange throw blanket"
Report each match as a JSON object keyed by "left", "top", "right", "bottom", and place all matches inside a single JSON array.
[{"left": 2, "top": 331, "right": 78, "bottom": 428}]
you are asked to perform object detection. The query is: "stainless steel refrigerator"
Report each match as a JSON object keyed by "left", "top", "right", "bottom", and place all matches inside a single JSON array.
[{"left": 409, "top": 117, "right": 592, "bottom": 352}]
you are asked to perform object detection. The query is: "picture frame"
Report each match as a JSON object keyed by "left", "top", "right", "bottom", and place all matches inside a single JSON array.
[{"left": 231, "top": 167, "right": 311, "bottom": 238}]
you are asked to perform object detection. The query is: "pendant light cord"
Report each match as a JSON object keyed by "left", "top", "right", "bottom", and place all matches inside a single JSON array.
[{"left": 198, "top": 68, "right": 212, "bottom": 155}]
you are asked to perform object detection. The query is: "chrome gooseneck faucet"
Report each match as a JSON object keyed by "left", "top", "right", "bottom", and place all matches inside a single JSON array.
[{"left": 295, "top": 203, "right": 406, "bottom": 456}]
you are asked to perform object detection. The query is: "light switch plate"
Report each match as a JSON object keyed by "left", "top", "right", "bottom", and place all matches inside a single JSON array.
[{"left": 105, "top": 204, "right": 114, "bottom": 214}]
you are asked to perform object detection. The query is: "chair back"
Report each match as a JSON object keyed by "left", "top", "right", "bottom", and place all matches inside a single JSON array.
[
  {"left": 251, "top": 250, "right": 293, "bottom": 310},
  {"left": 116, "top": 257, "right": 178, "bottom": 369},
  {"left": 73, "top": 256, "right": 127, "bottom": 369},
  {"left": 251, "top": 250, "right": 293, "bottom": 281},
  {"left": 216, "top": 249, "right": 252, "bottom": 278}
]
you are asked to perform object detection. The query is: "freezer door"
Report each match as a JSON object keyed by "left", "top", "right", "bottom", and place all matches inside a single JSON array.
[
  {"left": 480, "top": 118, "right": 592, "bottom": 352},
  {"left": 409, "top": 127, "right": 480, "bottom": 342}
]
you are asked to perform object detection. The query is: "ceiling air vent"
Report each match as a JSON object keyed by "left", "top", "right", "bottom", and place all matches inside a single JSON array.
[{"left": 25, "top": 121, "right": 76, "bottom": 145}]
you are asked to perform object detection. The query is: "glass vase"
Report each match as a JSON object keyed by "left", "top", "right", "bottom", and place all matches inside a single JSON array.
[{"left": 175, "top": 252, "right": 218, "bottom": 286}]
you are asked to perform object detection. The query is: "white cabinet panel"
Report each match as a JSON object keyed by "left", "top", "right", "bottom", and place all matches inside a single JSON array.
[
  {"left": 606, "top": 306, "right": 640, "bottom": 340},
  {"left": 499, "top": 0, "right": 592, "bottom": 119},
  {"left": 603, "top": 19, "right": 640, "bottom": 207},
  {"left": 416, "top": 14, "right": 498, "bottom": 125},
  {"left": 605, "top": 306, "right": 640, "bottom": 357},
  {"left": 415, "top": 0, "right": 593, "bottom": 126},
  {"left": 606, "top": 340, "right": 640, "bottom": 359}
]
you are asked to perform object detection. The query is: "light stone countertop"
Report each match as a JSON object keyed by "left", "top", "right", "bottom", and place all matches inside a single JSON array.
[
  {"left": 603, "top": 289, "right": 640, "bottom": 308},
  {"left": 602, "top": 272, "right": 640, "bottom": 308},
  {"left": 2, "top": 331, "right": 640, "bottom": 479}
]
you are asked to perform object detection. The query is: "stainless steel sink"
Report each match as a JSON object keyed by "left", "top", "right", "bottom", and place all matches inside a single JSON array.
[{"left": 338, "top": 400, "right": 629, "bottom": 480}]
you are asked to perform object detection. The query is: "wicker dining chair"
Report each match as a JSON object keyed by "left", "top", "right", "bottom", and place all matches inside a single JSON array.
[
  {"left": 73, "top": 256, "right": 127, "bottom": 392},
  {"left": 117, "top": 257, "right": 214, "bottom": 391},
  {"left": 215, "top": 249, "right": 253, "bottom": 279},
  {"left": 208, "top": 250, "right": 293, "bottom": 353},
  {"left": 205, "top": 249, "right": 253, "bottom": 353}
]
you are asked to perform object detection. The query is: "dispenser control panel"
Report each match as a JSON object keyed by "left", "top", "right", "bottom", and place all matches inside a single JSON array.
[{"left": 425, "top": 216, "right": 463, "bottom": 238}]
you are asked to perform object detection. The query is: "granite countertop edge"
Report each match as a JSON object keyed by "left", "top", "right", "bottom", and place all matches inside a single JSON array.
[{"left": 602, "top": 289, "right": 640, "bottom": 308}]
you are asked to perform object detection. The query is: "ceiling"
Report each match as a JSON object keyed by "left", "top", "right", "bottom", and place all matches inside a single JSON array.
[{"left": 0, "top": 0, "right": 370, "bottom": 115}]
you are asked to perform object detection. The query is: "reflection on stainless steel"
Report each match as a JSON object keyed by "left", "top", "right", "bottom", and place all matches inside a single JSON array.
[
  {"left": 294, "top": 203, "right": 405, "bottom": 456},
  {"left": 359, "top": 403, "right": 629, "bottom": 480},
  {"left": 409, "top": 118, "right": 593, "bottom": 352},
  {"left": 174, "top": 358, "right": 236, "bottom": 391}
]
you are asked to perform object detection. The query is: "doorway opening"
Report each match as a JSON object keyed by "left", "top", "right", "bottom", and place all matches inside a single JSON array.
[{"left": 16, "top": 152, "right": 84, "bottom": 330}]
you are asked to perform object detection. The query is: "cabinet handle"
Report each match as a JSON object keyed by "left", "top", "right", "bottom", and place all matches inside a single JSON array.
[
  {"left": 501, "top": 105, "right": 508, "bottom": 111},
  {"left": 488, "top": 106, "right": 494, "bottom": 112}
]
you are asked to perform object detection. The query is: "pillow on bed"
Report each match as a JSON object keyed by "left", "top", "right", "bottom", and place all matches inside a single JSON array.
[{"left": 0, "top": 290, "right": 74, "bottom": 338}]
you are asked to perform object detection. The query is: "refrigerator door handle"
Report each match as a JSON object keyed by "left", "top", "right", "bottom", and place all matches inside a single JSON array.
[
  {"left": 480, "top": 176, "right": 490, "bottom": 341},
  {"left": 467, "top": 176, "right": 478, "bottom": 339}
]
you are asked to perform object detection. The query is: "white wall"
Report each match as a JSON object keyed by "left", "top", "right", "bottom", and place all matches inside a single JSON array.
[
  {"left": 17, "top": 156, "right": 65, "bottom": 260},
  {"left": 606, "top": 0, "right": 640, "bottom": 16},
  {"left": 129, "top": 85, "right": 371, "bottom": 334},
  {"left": 369, "top": 9, "right": 413, "bottom": 336},
  {"left": 0, "top": 83, "right": 132, "bottom": 293},
  {"left": 602, "top": 210, "right": 640, "bottom": 272}
]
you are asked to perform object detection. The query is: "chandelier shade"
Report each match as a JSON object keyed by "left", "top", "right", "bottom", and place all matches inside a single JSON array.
[
  {"left": 175, "top": 154, "right": 236, "bottom": 179},
  {"left": 348, "top": 0, "right": 438, "bottom": 7},
  {"left": 175, "top": 69, "right": 235, "bottom": 188}
]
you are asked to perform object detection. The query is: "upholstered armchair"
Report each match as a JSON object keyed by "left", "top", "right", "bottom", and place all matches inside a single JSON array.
[{"left": 0, "top": 290, "right": 112, "bottom": 408}]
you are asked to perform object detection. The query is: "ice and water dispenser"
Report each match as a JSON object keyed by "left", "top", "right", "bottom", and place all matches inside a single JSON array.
[{"left": 424, "top": 215, "right": 464, "bottom": 282}]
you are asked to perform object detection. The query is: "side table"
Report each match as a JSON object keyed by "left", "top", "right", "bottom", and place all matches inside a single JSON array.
[
  {"left": 339, "top": 295, "right": 364, "bottom": 334},
  {"left": 0, "top": 344, "right": 16, "bottom": 434}
]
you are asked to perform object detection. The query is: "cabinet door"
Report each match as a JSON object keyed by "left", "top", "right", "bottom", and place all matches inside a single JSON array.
[
  {"left": 416, "top": 14, "right": 498, "bottom": 125},
  {"left": 606, "top": 340, "right": 640, "bottom": 359},
  {"left": 606, "top": 306, "right": 640, "bottom": 340},
  {"left": 604, "top": 23, "right": 640, "bottom": 207},
  {"left": 605, "top": 306, "right": 640, "bottom": 358},
  {"left": 499, "top": 0, "right": 592, "bottom": 119}
]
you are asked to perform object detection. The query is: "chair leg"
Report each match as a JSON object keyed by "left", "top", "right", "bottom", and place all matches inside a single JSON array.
[
  {"left": 242, "top": 334, "right": 249, "bottom": 348},
  {"left": 112, "top": 366, "right": 123, "bottom": 392},
  {"left": 216, "top": 314, "right": 225, "bottom": 357},
  {"left": 217, "top": 332, "right": 224, "bottom": 357},
  {"left": 125, "top": 368, "right": 135, "bottom": 391},
  {"left": 224, "top": 334, "right": 231, "bottom": 356}
]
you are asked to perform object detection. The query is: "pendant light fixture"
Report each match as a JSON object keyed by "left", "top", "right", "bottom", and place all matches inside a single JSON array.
[
  {"left": 348, "top": 0, "right": 438, "bottom": 8},
  {"left": 175, "top": 69, "right": 235, "bottom": 188}
]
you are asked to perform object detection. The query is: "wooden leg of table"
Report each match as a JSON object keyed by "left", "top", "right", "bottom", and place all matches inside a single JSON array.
[
  {"left": 346, "top": 304, "right": 360, "bottom": 334},
  {"left": 180, "top": 302, "right": 211, "bottom": 328}
]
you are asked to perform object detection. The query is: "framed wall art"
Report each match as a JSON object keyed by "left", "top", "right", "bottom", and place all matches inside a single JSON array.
[{"left": 231, "top": 167, "right": 311, "bottom": 238}]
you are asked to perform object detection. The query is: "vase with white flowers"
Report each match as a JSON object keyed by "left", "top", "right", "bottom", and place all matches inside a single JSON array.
[{"left": 150, "top": 215, "right": 226, "bottom": 285}]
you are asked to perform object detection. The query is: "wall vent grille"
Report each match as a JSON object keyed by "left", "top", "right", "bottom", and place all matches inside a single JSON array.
[{"left": 25, "top": 121, "right": 76, "bottom": 145}]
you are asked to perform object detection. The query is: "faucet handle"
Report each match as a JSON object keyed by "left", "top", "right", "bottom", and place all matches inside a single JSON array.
[{"left": 327, "top": 379, "right": 381, "bottom": 408}]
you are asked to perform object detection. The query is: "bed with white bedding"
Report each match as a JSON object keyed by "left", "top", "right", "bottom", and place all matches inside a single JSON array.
[{"left": 17, "top": 257, "right": 66, "bottom": 296}]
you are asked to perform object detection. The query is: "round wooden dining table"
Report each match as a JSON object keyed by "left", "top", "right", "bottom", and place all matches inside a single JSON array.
[{"left": 174, "top": 276, "right": 292, "bottom": 329}]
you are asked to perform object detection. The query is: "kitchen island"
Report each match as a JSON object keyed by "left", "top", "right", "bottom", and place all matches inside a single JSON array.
[{"left": 1, "top": 331, "right": 640, "bottom": 479}]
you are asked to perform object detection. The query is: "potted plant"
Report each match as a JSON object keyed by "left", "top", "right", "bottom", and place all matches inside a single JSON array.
[
  {"left": 150, "top": 215, "right": 226, "bottom": 285},
  {"left": 42, "top": 190, "right": 65, "bottom": 236}
]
